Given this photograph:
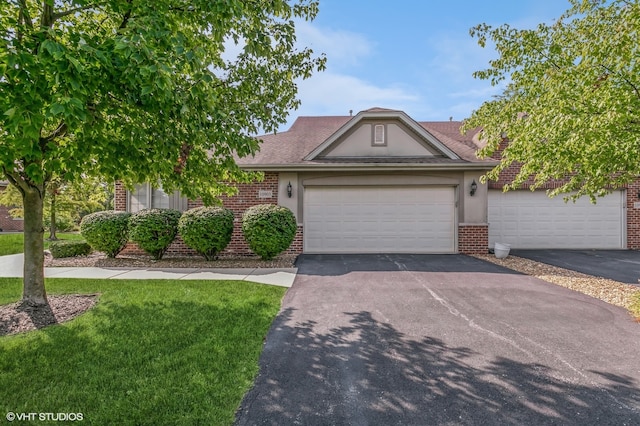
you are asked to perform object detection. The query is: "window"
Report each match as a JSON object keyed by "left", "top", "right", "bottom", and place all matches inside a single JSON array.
[
  {"left": 372, "top": 124, "right": 386, "bottom": 146},
  {"left": 127, "top": 183, "right": 187, "bottom": 212},
  {"left": 129, "top": 184, "right": 149, "bottom": 212}
]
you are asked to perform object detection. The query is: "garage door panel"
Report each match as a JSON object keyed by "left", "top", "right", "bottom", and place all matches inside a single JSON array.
[
  {"left": 489, "top": 190, "right": 623, "bottom": 249},
  {"left": 304, "top": 186, "right": 455, "bottom": 253}
]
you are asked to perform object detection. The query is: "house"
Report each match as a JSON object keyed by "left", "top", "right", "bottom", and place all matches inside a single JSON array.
[
  {"left": 114, "top": 107, "right": 640, "bottom": 256},
  {"left": 0, "top": 181, "right": 24, "bottom": 232}
]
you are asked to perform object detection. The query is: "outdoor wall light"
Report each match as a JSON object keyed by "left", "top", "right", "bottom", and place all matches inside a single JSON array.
[
  {"left": 470, "top": 179, "right": 478, "bottom": 196},
  {"left": 287, "top": 181, "right": 293, "bottom": 198}
]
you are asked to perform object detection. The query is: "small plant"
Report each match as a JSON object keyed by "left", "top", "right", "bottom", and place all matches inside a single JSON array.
[
  {"left": 242, "top": 204, "right": 297, "bottom": 260},
  {"left": 128, "top": 208, "right": 182, "bottom": 260},
  {"left": 49, "top": 240, "right": 92, "bottom": 258},
  {"left": 80, "top": 211, "right": 131, "bottom": 258},
  {"left": 178, "top": 207, "right": 234, "bottom": 260}
]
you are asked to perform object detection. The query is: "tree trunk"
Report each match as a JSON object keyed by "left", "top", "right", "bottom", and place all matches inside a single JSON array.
[
  {"left": 22, "top": 185, "right": 47, "bottom": 306},
  {"left": 48, "top": 192, "right": 58, "bottom": 241}
]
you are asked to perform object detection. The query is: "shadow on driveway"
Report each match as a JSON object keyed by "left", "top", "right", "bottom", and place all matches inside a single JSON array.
[
  {"left": 237, "top": 308, "right": 640, "bottom": 425},
  {"left": 294, "top": 253, "right": 520, "bottom": 276},
  {"left": 236, "top": 254, "right": 640, "bottom": 425}
]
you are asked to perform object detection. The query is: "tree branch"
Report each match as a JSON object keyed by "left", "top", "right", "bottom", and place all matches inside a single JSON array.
[
  {"left": 52, "top": 3, "right": 103, "bottom": 23},
  {"left": 40, "top": 1, "right": 54, "bottom": 28},
  {"left": 119, "top": 0, "right": 133, "bottom": 30},
  {"left": 42, "top": 121, "right": 68, "bottom": 143},
  {"left": 600, "top": 64, "right": 640, "bottom": 101},
  {"left": 3, "top": 167, "right": 27, "bottom": 197},
  {"left": 17, "top": 0, "right": 33, "bottom": 41}
]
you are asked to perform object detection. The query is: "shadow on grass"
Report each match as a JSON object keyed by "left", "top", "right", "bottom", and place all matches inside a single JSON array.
[
  {"left": 0, "top": 285, "right": 283, "bottom": 426},
  {"left": 236, "top": 308, "right": 640, "bottom": 425}
]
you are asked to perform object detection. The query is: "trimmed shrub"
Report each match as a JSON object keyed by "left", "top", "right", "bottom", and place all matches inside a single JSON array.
[
  {"left": 80, "top": 211, "right": 131, "bottom": 258},
  {"left": 128, "top": 208, "right": 182, "bottom": 260},
  {"left": 242, "top": 204, "right": 297, "bottom": 260},
  {"left": 49, "top": 240, "right": 92, "bottom": 258},
  {"left": 178, "top": 207, "right": 234, "bottom": 260}
]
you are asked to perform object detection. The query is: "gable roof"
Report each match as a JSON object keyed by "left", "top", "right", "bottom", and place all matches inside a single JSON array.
[
  {"left": 237, "top": 108, "right": 496, "bottom": 171},
  {"left": 303, "top": 108, "right": 460, "bottom": 161}
]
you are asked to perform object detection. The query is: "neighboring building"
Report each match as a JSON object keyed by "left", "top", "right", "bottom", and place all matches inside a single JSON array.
[
  {"left": 487, "top": 137, "right": 640, "bottom": 250},
  {"left": 114, "top": 107, "right": 640, "bottom": 256},
  {"left": 0, "top": 181, "right": 24, "bottom": 232}
]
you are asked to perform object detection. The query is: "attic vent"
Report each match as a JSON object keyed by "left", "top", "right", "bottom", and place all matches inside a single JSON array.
[{"left": 373, "top": 124, "right": 386, "bottom": 146}]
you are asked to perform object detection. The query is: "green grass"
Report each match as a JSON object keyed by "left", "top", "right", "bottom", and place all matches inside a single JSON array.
[
  {"left": 0, "top": 278, "right": 286, "bottom": 425},
  {"left": 0, "top": 233, "right": 85, "bottom": 256}
]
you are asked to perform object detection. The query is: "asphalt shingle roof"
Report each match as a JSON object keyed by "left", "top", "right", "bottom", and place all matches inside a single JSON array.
[{"left": 237, "top": 112, "right": 492, "bottom": 167}]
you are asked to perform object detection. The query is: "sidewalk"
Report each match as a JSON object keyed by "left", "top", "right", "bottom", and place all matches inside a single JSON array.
[{"left": 0, "top": 254, "right": 297, "bottom": 288}]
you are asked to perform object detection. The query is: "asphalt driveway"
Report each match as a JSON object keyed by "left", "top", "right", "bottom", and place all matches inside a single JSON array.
[
  {"left": 235, "top": 254, "right": 640, "bottom": 425},
  {"left": 512, "top": 249, "right": 640, "bottom": 285}
]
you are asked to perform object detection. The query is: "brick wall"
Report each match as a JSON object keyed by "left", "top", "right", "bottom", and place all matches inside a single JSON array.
[
  {"left": 117, "top": 173, "right": 304, "bottom": 257},
  {"left": 217, "top": 172, "right": 280, "bottom": 256},
  {"left": 114, "top": 181, "right": 127, "bottom": 211},
  {"left": 627, "top": 180, "right": 640, "bottom": 249},
  {"left": 488, "top": 138, "right": 569, "bottom": 191},
  {"left": 458, "top": 224, "right": 488, "bottom": 254}
]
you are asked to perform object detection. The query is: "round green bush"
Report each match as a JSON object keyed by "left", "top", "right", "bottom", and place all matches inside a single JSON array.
[
  {"left": 129, "top": 208, "right": 182, "bottom": 260},
  {"left": 80, "top": 211, "right": 131, "bottom": 258},
  {"left": 178, "top": 206, "right": 234, "bottom": 261},
  {"left": 242, "top": 204, "right": 297, "bottom": 260}
]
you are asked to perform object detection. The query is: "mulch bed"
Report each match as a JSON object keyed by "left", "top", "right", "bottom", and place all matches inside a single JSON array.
[{"left": 0, "top": 294, "right": 98, "bottom": 337}]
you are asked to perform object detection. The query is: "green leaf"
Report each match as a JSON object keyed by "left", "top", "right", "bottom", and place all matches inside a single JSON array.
[{"left": 50, "top": 103, "right": 65, "bottom": 115}]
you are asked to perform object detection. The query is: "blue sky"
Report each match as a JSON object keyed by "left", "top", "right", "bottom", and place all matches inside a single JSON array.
[{"left": 287, "top": 0, "right": 572, "bottom": 127}]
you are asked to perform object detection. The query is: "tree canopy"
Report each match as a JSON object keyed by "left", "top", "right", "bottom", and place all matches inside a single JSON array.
[
  {"left": 0, "top": 0, "right": 325, "bottom": 305},
  {"left": 463, "top": 0, "right": 640, "bottom": 199}
]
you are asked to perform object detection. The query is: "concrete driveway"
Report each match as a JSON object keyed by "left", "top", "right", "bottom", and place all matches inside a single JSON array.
[
  {"left": 512, "top": 249, "right": 640, "bottom": 285},
  {"left": 235, "top": 254, "right": 640, "bottom": 425}
]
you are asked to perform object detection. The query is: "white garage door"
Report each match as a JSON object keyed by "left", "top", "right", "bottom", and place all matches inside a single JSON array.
[
  {"left": 304, "top": 186, "right": 456, "bottom": 253},
  {"left": 489, "top": 190, "right": 624, "bottom": 249}
]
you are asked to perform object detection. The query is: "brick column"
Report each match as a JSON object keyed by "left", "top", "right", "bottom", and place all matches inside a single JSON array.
[
  {"left": 627, "top": 179, "right": 640, "bottom": 249},
  {"left": 458, "top": 224, "right": 488, "bottom": 254}
]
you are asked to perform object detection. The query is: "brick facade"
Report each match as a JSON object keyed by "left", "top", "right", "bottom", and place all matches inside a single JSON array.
[
  {"left": 115, "top": 162, "right": 639, "bottom": 256},
  {"left": 458, "top": 224, "right": 489, "bottom": 254},
  {"left": 627, "top": 179, "right": 640, "bottom": 250},
  {"left": 118, "top": 173, "right": 303, "bottom": 257},
  {"left": 114, "top": 181, "right": 127, "bottom": 211}
]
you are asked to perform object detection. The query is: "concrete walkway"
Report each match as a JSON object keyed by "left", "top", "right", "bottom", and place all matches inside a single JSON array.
[{"left": 0, "top": 254, "right": 297, "bottom": 287}]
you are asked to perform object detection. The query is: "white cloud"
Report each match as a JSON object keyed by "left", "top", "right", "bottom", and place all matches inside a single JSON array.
[
  {"left": 295, "top": 21, "right": 373, "bottom": 68},
  {"left": 293, "top": 72, "right": 421, "bottom": 117},
  {"left": 279, "top": 22, "right": 428, "bottom": 126}
]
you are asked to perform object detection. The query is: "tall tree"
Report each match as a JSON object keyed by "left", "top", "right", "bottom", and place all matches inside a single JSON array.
[
  {"left": 0, "top": 0, "right": 325, "bottom": 306},
  {"left": 464, "top": 0, "right": 640, "bottom": 199}
]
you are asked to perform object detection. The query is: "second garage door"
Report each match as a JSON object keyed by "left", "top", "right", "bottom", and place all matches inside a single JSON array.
[
  {"left": 304, "top": 186, "right": 456, "bottom": 253},
  {"left": 488, "top": 190, "right": 624, "bottom": 249}
]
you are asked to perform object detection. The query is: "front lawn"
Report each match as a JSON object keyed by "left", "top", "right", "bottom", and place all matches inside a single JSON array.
[
  {"left": 0, "top": 278, "right": 285, "bottom": 425},
  {"left": 0, "top": 233, "right": 85, "bottom": 256}
]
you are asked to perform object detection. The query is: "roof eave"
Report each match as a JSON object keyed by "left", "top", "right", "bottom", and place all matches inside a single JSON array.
[{"left": 239, "top": 162, "right": 498, "bottom": 172}]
